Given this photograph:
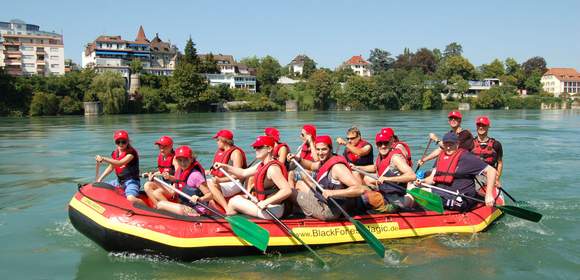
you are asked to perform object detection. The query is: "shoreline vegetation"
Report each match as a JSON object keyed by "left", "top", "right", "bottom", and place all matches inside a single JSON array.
[{"left": 0, "top": 41, "right": 569, "bottom": 117}]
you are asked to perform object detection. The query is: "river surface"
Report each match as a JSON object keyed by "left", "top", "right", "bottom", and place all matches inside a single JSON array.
[{"left": 0, "top": 110, "right": 579, "bottom": 279}]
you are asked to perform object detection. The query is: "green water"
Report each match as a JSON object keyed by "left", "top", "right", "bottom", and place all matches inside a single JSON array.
[{"left": 0, "top": 110, "right": 579, "bottom": 279}]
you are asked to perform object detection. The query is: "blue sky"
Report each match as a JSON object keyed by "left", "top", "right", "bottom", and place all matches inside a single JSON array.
[{"left": 2, "top": 0, "right": 579, "bottom": 69}]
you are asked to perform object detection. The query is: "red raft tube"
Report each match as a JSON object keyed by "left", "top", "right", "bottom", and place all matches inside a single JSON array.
[{"left": 68, "top": 182, "right": 504, "bottom": 261}]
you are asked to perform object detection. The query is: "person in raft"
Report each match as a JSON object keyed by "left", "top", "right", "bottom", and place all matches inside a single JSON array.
[
  {"left": 206, "top": 129, "right": 248, "bottom": 215},
  {"left": 356, "top": 128, "right": 417, "bottom": 213},
  {"left": 290, "top": 135, "right": 366, "bottom": 221},
  {"left": 419, "top": 132, "right": 497, "bottom": 211},
  {"left": 417, "top": 110, "right": 474, "bottom": 167},
  {"left": 264, "top": 127, "right": 290, "bottom": 167},
  {"left": 336, "top": 126, "right": 373, "bottom": 182},
  {"left": 143, "top": 136, "right": 178, "bottom": 207},
  {"left": 213, "top": 135, "right": 293, "bottom": 219},
  {"left": 471, "top": 116, "right": 504, "bottom": 192},
  {"left": 287, "top": 124, "right": 318, "bottom": 187},
  {"left": 95, "top": 130, "right": 144, "bottom": 205},
  {"left": 381, "top": 127, "right": 413, "bottom": 168},
  {"left": 156, "top": 146, "right": 212, "bottom": 216}
]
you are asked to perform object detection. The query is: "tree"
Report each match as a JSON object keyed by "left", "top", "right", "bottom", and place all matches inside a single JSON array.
[
  {"left": 170, "top": 62, "right": 207, "bottom": 112},
  {"left": 341, "top": 76, "right": 378, "bottom": 110},
  {"left": 522, "top": 56, "right": 547, "bottom": 76},
  {"left": 257, "top": 55, "right": 281, "bottom": 89},
  {"left": 373, "top": 71, "right": 401, "bottom": 110},
  {"left": 59, "top": 96, "right": 83, "bottom": 115},
  {"left": 29, "top": 92, "right": 60, "bottom": 116},
  {"left": 368, "top": 48, "right": 395, "bottom": 73},
  {"left": 394, "top": 47, "right": 413, "bottom": 70},
  {"left": 140, "top": 86, "right": 168, "bottom": 113},
  {"left": 524, "top": 69, "right": 543, "bottom": 94},
  {"left": 333, "top": 67, "right": 355, "bottom": 83},
  {"left": 480, "top": 59, "right": 505, "bottom": 78},
  {"left": 182, "top": 37, "right": 201, "bottom": 67},
  {"left": 422, "top": 89, "right": 442, "bottom": 110},
  {"left": 505, "top": 57, "right": 520, "bottom": 76},
  {"left": 397, "top": 69, "right": 426, "bottom": 110},
  {"left": 475, "top": 85, "right": 513, "bottom": 109},
  {"left": 411, "top": 48, "right": 437, "bottom": 74},
  {"left": 88, "top": 71, "right": 127, "bottom": 114},
  {"left": 449, "top": 75, "right": 470, "bottom": 98},
  {"left": 437, "top": 55, "right": 475, "bottom": 80},
  {"left": 443, "top": 42, "right": 463, "bottom": 57},
  {"left": 0, "top": 69, "right": 33, "bottom": 115},
  {"left": 199, "top": 53, "right": 219, "bottom": 74},
  {"left": 308, "top": 69, "right": 336, "bottom": 110},
  {"left": 239, "top": 56, "right": 261, "bottom": 69},
  {"left": 130, "top": 59, "right": 143, "bottom": 75},
  {"left": 301, "top": 56, "right": 317, "bottom": 78}
]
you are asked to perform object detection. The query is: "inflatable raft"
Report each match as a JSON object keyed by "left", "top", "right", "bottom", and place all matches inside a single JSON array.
[{"left": 68, "top": 182, "right": 504, "bottom": 261}]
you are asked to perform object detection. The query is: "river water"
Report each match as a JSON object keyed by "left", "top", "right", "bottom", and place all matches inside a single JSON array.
[{"left": 0, "top": 110, "right": 578, "bottom": 279}]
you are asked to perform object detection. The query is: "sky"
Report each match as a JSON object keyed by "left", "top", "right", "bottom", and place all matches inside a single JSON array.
[{"left": 2, "top": 0, "right": 579, "bottom": 70}]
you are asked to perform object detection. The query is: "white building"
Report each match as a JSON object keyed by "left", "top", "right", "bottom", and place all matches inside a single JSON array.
[
  {"left": 0, "top": 19, "right": 65, "bottom": 76},
  {"left": 82, "top": 26, "right": 178, "bottom": 81},
  {"left": 541, "top": 68, "right": 580, "bottom": 98},
  {"left": 341, "top": 55, "right": 372, "bottom": 77},
  {"left": 467, "top": 78, "right": 501, "bottom": 95},
  {"left": 288, "top": 54, "right": 308, "bottom": 76},
  {"left": 199, "top": 53, "right": 257, "bottom": 92}
]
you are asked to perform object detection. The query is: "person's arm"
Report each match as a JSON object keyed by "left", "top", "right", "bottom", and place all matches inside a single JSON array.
[
  {"left": 378, "top": 155, "right": 416, "bottom": 184},
  {"left": 423, "top": 167, "right": 437, "bottom": 185},
  {"left": 231, "top": 149, "right": 244, "bottom": 168},
  {"left": 257, "top": 165, "right": 292, "bottom": 208},
  {"left": 97, "top": 164, "right": 114, "bottom": 182},
  {"left": 306, "top": 135, "right": 320, "bottom": 162},
  {"left": 277, "top": 146, "right": 288, "bottom": 165},
  {"left": 355, "top": 163, "right": 376, "bottom": 173},
  {"left": 345, "top": 142, "right": 372, "bottom": 157},
  {"left": 101, "top": 154, "right": 134, "bottom": 167},
  {"left": 419, "top": 148, "right": 441, "bottom": 166},
  {"left": 482, "top": 166, "right": 497, "bottom": 206},
  {"left": 213, "top": 162, "right": 258, "bottom": 179},
  {"left": 495, "top": 141, "right": 503, "bottom": 180},
  {"left": 323, "top": 164, "right": 365, "bottom": 198}
]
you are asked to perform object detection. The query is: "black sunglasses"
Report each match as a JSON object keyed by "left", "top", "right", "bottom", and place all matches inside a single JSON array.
[
  {"left": 115, "top": 140, "right": 127, "bottom": 145},
  {"left": 376, "top": 141, "right": 390, "bottom": 147},
  {"left": 347, "top": 136, "right": 358, "bottom": 140}
]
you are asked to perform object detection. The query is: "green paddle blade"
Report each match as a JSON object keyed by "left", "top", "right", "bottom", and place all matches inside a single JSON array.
[
  {"left": 226, "top": 215, "right": 270, "bottom": 252},
  {"left": 408, "top": 188, "right": 444, "bottom": 213},
  {"left": 352, "top": 219, "right": 385, "bottom": 258},
  {"left": 497, "top": 205, "right": 542, "bottom": 223}
]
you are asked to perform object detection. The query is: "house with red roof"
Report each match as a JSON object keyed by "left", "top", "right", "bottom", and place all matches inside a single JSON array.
[
  {"left": 341, "top": 55, "right": 372, "bottom": 77},
  {"left": 541, "top": 68, "right": 580, "bottom": 97}
]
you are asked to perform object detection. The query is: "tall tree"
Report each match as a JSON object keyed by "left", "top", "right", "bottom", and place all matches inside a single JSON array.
[
  {"left": 170, "top": 62, "right": 207, "bottom": 112},
  {"left": 368, "top": 48, "right": 395, "bottom": 73},
  {"left": 437, "top": 55, "right": 475, "bottom": 80},
  {"left": 182, "top": 37, "right": 201, "bottom": 67},
  {"left": 88, "top": 71, "right": 127, "bottom": 114},
  {"left": 257, "top": 55, "right": 282, "bottom": 88},
  {"left": 522, "top": 56, "right": 547, "bottom": 76},
  {"left": 394, "top": 47, "right": 413, "bottom": 70},
  {"left": 240, "top": 56, "right": 260, "bottom": 69},
  {"left": 480, "top": 59, "right": 505, "bottom": 78},
  {"left": 301, "top": 56, "right": 317, "bottom": 78},
  {"left": 411, "top": 48, "right": 437, "bottom": 74},
  {"left": 308, "top": 69, "right": 336, "bottom": 110},
  {"left": 504, "top": 57, "right": 520, "bottom": 76},
  {"left": 443, "top": 42, "right": 463, "bottom": 57},
  {"left": 199, "top": 53, "right": 219, "bottom": 74}
]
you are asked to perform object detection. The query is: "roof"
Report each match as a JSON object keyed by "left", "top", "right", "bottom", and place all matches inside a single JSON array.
[
  {"left": 344, "top": 55, "right": 369, "bottom": 65},
  {"left": 289, "top": 54, "right": 308, "bottom": 66},
  {"left": 95, "top": 35, "right": 125, "bottom": 43},
  {"left": 134, "top": 26, "right": 149, "bottom": 44},
  {"left": 149, "top": 33, "right": 176, "bottom": 53},
  {"left": 199, "top": 53, "right": 236, "bottom": 65},
  {"left": 544, "top": 68, "right": 580, "bottom": 81}
]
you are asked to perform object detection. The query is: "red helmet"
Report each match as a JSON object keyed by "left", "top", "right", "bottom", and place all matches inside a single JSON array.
[
  {"left": 315, "top": 135, "right": 332, "bottom": 147},
  {"left": 251, "top": 135, "right": 275, "bottom": 148},
  {"left": 264, "top": 127, "right": 280, "bottom": 143},
  {"left": 212, "top": 129, "right": 234, "bottom": 140},
  {"left": 476, "top": 116, "right": 491, "bottom": 126},
  {"left": 175, "top": 146, "right": 193, "bottom": 159},
  {"left": 375, "top": 130, "right": 394, "bottom": 143},
  {"left": 155, "top": 135, "right": 173, "bottom": 146},
  {"left": 448, "top": 110, "right": 463, "bottom": 119},
  {"left": 114, "top": 130, "right": 129, "bottom": 141}
]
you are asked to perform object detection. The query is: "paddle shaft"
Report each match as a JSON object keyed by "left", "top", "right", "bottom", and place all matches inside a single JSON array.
[
  {"left": 152, "top": 176, "right": 225, "bottom": 219},
  {"left": 218, "top": 167, "right": 328, "bottom": 266},
  {"left": 475, "top": 177, "right": 517, "bottom": 203},
  {"left": 415, "top": 138, "right": 433, "bottom": 172},
  {"left": 420, "top": 182, "right": 488, "bottom": 203}
]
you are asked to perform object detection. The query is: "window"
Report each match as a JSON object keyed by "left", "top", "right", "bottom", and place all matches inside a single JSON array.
[
  {"left": 23, "top": 63, "right": 35, "bottom": 68},
  {"left": 51, "top": 64, "right": 59, "bottom": 68},
  {"left": 22, "top": 55, "right": 34, "bottom": 60},
  {"left": 50, "top": 55, "right": 59, "bottom": 60},
  {"left": 50, "top": 48, "right": 59, "bottom": 52},
  {"left": 20, "top": 46, "right": 33, "bottom": 51}
]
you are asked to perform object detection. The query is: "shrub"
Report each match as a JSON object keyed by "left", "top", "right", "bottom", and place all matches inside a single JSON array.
[
  {"left": 30, "top": 92, "right": 60, "bottom": 116},
  {"left": 59, "top": 96, "right": 83, "bottom": 115}
]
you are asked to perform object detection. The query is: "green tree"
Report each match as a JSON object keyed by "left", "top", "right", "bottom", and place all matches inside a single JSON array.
[
  {"left": 182, "top": 37, "right": 201, "bottom": 67},
  {"left": 397, "top": 69, "right": 426, "bottom": 110},
  {"left": 29, "top": 92, "right": 60, "bottom": 116},
  {"left": 170, "top": 62, "right": 207, "bottom": 112},
  {"left": 333, "top": 67, "right": 355, "bottom": 83},
  {"left": 524, "top": 69, "right": 543, "bottom": 94},
  {"left": 199, "top": 53, "right": 219, "bottom": 74},
  {"left": 449, "top": 75, "right": 470, "bottom": 98},
  {"left": 88, "top": 71, "right": 127, "bottom": 114},
  {"left": 480, "top": 59, "right": 505, "bottom": 78},
  {"left": 301, "top": 56, "right": 317, "bottom": 78},
  {"left": 368, "top": 48, "right": 395, "bottom": 73},
  {"left": 308, "top": 69, "right": 336, "bottom": 110},
  {"left": 411, "top": 48, "right": 437, "bottom": 74},
  {"left": 0, "top": 69, "right": 32, "bottom": 115},
  {"left": 257, "top": 55, "right": 281, "bottom": 89},
  {"left": 341, "top": 76, "right": 378, "bottom": 110},
  {"left": 505, "top": 57, "right": 520, "bottom": 76},
  {"left": 239, "top": 56, "right": 261, "bottom": 69},
  {"left": 130, "top": 59, "right": 143, "bottom": 75},
  {"left": 522, "top": 56, "right": 547, "bottom": 76},
  {"left": 475, "top": 85, "right": 513, "bottom": 109},
  {"left": 437, "top": 55, "right": 475, "bottom": 80},
  {"left": 59, "top": 96, "right": 83, "bottom": 115},
  {"left": 140, "top": 86, "right": 168, "bottom": 113},
  {"left": 443, "top": 42, "right": 463, "bottom": 57},
  {"left": 373, "top": 70, "right": 401, "bottom": 110},
  {"left": 394, "top": 47, "right": 413, "bottom": 70}
]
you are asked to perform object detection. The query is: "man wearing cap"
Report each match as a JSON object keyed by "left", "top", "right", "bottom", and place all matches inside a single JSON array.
[
  {"left": 417, "top": 110, "right": 474, "bottom": 167},
  {"left": 336, "top": 126, "right": 374, "bottom": 176},
  {"left": 357, "top": 128, "right": 417, "bottom": 213},
  {"left": 96, "top": 130, "right": 144, "bottom": 205},
  {"left": 206, "top": 129, "right": 248, "bottom": 215},
  {"left": 292, "top": 135, "right": 366, "bottom": 220},
  {"left": 156, "top": 146, "right": 213, "bottom": 216},
  {"left": 144, "top": 136, "right": 178, "bottom": 207},
  {"left": 421, "top": 132, "right": 498, "bottom": 211},
  {"left": 213, "top": 136, "right": 293, "bottom": 219},
  {"left": 471, "top": 116, "right": 503, "bottom": 179}
]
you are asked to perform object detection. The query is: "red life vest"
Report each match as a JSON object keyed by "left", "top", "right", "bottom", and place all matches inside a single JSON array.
[
  {"left": 344, "top": 139, "right": 374, "bottom": 166},
  {"left": 157, "top": 151, "right": 175, "bottom": 174},
  {"left": 253, "top": 160, "right": 288, "bottom": 201},
  {"left": 375, "top": 148, "right": 404, "bottom": 177},
  {"left": 315, "top": 155, "right": 350, "bottom": 183},
  {"left": 175, "top": 160, "right": 206, "bottom": 191},
  {"left": 272, "top": 142, "right": 290, "bottom": 160},
  {"left": 472, "top": 138, "right": 497, "bottom": 167},
  {"left": 111, "top": 146, "right": 140, "bottom": 182},
  {"left": 433, "top": 149, "right": 466, "bottom": 185},
  {"left": 393, "top": 141, "right": 412, "bottom": 167},
  {"left": 299, "top": 143, "right": 314, "bottom": 161},
  {"left": 210, "top": 146, "right": 247, "bottom": 177}
]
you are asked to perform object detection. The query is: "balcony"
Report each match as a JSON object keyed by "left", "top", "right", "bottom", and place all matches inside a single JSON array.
[
  {"left": 37, "top": 60, "right": 46, "bottom": 65},
  {"left": 5, "top": 50, "right": 22, "bottom": 57},
  {"left": 4, "top": 59, "right": 22, "bottom": 66}
]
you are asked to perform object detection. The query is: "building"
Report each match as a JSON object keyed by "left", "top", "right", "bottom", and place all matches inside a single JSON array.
[
  {"left": 467, "top": 78, "right": 501, "bottom": 95},
  {"left": 199, "top": 53, "right": 257, "bottom": 92},
  {"left": 288, "top": 54, "right": 307, "bottom": 76},
  {"left": 541, "top": 68, "right": 580, "bottom": 98},
  {"left": 82, "top": 26, "right": 178, "bottom": 82},
  {"left": 0, "top": 19, "right": 65, "bottom": 76},
  {"left": 341, "top": 55, "right": 372, "bottom": 77}
]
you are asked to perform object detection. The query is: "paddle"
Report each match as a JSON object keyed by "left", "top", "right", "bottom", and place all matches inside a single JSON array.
[
  {"left": 475, "top": 177, "right": 518, "bottom": 204},
  {"left": 291, "top": 159, "right": 386, "bottom": 258},
  {"left": 415, "top": 138, "right": 433, "bottom": 172},
  {"left": 352, "top": 167, "right": 444, "bottom": 213},
  {"left": 152, "top": 176, "right": 270, "bottom": 252},
  {"left": 95, "top": 161, "right": 101, "bottom": 181},
  {"left": 218, "top": 167, "right": 328, "bottom": 267},
  {"left": 420, "top": 182, "right": 542, "bottom": 223}
]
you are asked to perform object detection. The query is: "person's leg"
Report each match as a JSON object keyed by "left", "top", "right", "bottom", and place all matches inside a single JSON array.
[
  {"left": 144, "top": 181, "right": 161, "bottom": 206},
  {"left": 157, "top": 201, "right": 200, "bottom": 216},
  {"left": 124, "top": 179, "right": 145, "bottom": 206},
  {"left": 296, "top": 188, "right": 338, "bottom": 220}
]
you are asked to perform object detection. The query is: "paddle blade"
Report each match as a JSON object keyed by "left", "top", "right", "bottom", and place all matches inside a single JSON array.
[
  {"left": 226, "top": 215, "right": 270, "bottom": 252},
  {"left": 352, "top": 219, "right": 385, "bottom": 258},
  {"left": 498, "top": 205, "right": 542, "bottom": 223},
  {"left": 408, "top": 188, "right": 444, "bottom": 214}
]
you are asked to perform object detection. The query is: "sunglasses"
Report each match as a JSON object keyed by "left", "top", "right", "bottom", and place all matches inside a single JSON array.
[
  {"left": 115, "top": 140, "right": 127, "bottom": 145},
  {"left": 253, "top": 146, "right": 266, "bottom": 150},
  {"left": 448, "top": 117, "right": 461, "bottom": 121},
  {"left": 376, "top": 142, "right": 390, "bottom": 147},
  {"left": 347, "top": 136, "right": 358, "bottom": 140}
]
